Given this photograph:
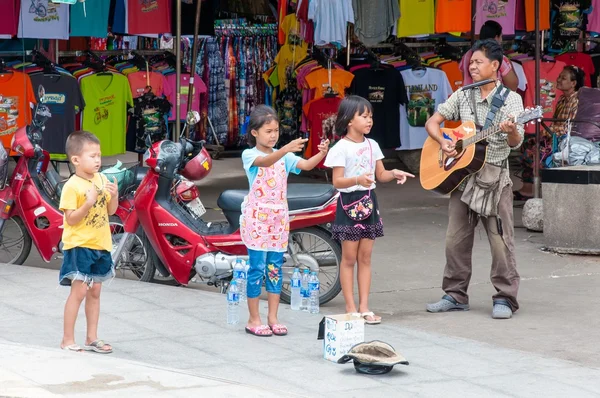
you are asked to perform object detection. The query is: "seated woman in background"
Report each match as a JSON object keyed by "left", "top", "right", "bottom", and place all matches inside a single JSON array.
[{"left": 515, "top": 65, "right": 585, "bottom": 200}]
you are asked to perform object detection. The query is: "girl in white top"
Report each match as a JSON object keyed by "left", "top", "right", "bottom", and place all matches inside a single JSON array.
[{"left": 324, "top": 95, "right": 414, "bottom": 324}]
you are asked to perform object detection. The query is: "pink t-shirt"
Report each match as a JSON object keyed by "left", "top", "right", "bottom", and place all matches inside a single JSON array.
[
  {"left": 588, "top": 0, "right": 600, "bottom": 33},
  {"left": 475, "top": 0, "right": 517, "bottom": 35},
  {"left": 166, "top": 73, "right": 207, "bottom": 121},
  {"left": 459, "top": 50, "right": 514, "bottom": 86},
  {"left": 515, "top": 0, "right": 527, "bottom": 30},
  {"left": 127, "top": 71, "right": 171, "bottom": 98}
]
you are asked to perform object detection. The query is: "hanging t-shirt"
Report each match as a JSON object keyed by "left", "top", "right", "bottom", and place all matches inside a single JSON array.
[
  {"left": 515, "top": 0, "right": 527, "bottom": 30},
  {"left": 0, "top": 71, "right": 36, "bottom": 152},
  {"left": 435, "top": 0, "right": 471, "bottom": 34},
  {"left": 350, "top": 67, "right": 408, "bottom": 149},
  {"left": 80, "top": 73, "right": 133, "bottom": 156},
  {"left": 438, "top": 61, "right": 464, "bottom": 129},
  {"left": 128, "top": 94, "right": 171, "bottom": 152},
  {"left": 352, "top": 0, "right": 401, "bottom": 46},
  {"left": 305, "top": 96, "right": 342, "bottom": 166},
  {"left": 522, "top": 59, "right": 566, "bottom": 133},
  {"left": 308, "top": 0, "right": 354, "bottom": 46},
  {"left": 128, "top": 0, "right": 171, "bottom": 35},
  {"left": 475, "top": 0, "right": 517, "bottom": 35},
  {"left": 30, "top": 74, "right": 85, "bottom": 155},
  {"left": 591, "top": 55, "right": 600, "bottom": 88},
  {"left": 18, "top": 0, "right": 69, "bottom": 39},
  {"left": 275, "top": 44, "right": 309, "bottom": 91},
  {"left": 525, "top": 0, "right": 551, "bottom": 31},
  {"left": 0, "top": 0, "right": 20, "bottom": 36},
  {"left": 128, "top": 71, "right": 171, "bottom": 98},
  {"left": 397, "top": 0, "right": 434, "bottom": 37},
  {"left": 550, "top": 0, "right": 592, "bottom": 51},
  {"left": 165, "top": 73, "right": 207, "bottom": 121},
  {"left": 112, "top": 0, "right": 127, "bottom": 34},
  {"left": 556, "top": 52, "right": 596, "bottom": 87},
  {"left": 398, "top": 68, "right": 453, "bottom": 150},
  {"left": 280, "top": 13, "right": 305, "bottom": 46},
  {"left": 306, "top": 68, "right": 354, "bottom": 100},
  {"left": 70, "top": 0, "right": 110, "bottom": 37},
  {"left": 589, "top": 0, "right": 600, "bottom": 33}
]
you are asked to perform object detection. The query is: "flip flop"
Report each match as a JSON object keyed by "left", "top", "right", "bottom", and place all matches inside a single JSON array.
[
  {"left": 83, "top": 339, "right": 113, "bottom": 354},
  {"left": 245, "top": 325, "right": 273, "bottom": 337},
  {"left": 61, "top": 344, "right": 83, "bottom": 352},
  {"left": 361, "top": 312, "right": 382, "bottom": 325},
  {"left": 269, "top": 324, "right": 288, "bottom": 336}
]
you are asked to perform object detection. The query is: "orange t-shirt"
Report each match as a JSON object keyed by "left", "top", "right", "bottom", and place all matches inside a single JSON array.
[
  {"left": 525, "top": 0, "right": 550, "bottom": 31},
  {"left": 435, "top": 0, "right": 472, "bottom": 34},
  {"left": 0, "top": 71, "right": 36, "bottom": 152},
  {"left": 305, "top": 68, "right": 354, "bottom": 100},
  {"left": 438, "top": 61, "right": 463, "bottom": 129}
]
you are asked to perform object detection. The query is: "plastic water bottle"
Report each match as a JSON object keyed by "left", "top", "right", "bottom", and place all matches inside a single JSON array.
[
  {"left": 227, "top": 280, "right": 240, "bottom": 325},
  {"left": 309, "top": 271, "right": 320, "bottom": 314},
  {"left": 290, "top": 268, "right": 302, "bottom": 311},
  {"left": 301, "top": 269, "right": 310, "bottom": 311},
  {"left": 233, "top": 259, "right": 247, "bottom": 302}
]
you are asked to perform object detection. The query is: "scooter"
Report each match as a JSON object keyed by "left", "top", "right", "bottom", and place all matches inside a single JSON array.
[
  {"left": 0, "top": 104, "right": 145, "bottom": 267},
  {"left": 113, "top": 116, "right": 342, "bottom": 304}
]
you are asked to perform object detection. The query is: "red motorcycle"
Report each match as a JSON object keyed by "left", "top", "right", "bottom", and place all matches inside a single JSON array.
[
  {"left": 113, "top": 135, "right": 343, "bottom": 304},
  {"left": 0, "top": 105, "right": 144, "bottom": 271}
]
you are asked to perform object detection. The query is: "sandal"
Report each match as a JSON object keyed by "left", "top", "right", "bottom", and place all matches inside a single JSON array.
[
  {"left": 269, "top": 324, "right": 288, "bottom": 336},
  {"left": 83, "top": 339, "right": 113, "bottom": 354},
  {"left": 361, "top": 312, "right": 382, "bottom": 325},
  {"left": 61, "top": 344, "right": 83, "bottom": 352},
  {"left": 245, "top": 325, "right": 273, "bottom": 337}
]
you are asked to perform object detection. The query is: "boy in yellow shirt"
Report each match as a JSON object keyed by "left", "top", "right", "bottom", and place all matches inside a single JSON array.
[{"left": 59, "top": 131, "right": 118, "bottom": 354}]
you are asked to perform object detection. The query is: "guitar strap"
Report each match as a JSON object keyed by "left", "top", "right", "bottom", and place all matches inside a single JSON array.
[{"left": 471, "top": 83, "right": 510, "bottom": 132}]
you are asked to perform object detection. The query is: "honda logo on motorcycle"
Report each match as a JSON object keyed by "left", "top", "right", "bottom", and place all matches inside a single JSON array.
[{"left": 158, "top": 223, "right": 178, "bottom": 227}]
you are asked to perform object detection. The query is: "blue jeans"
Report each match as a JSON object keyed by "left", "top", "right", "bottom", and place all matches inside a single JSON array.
[{"left": 246, "top": 249, "right": 284, "bottom": 299}]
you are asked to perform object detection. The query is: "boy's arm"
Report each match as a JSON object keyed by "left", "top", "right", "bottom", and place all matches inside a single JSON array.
[
  {"left": 63, "top": 188, "right": 97, "bottom": 226},
  {"left": 106, "top": 176, "right": 119, "bottom": 216}
]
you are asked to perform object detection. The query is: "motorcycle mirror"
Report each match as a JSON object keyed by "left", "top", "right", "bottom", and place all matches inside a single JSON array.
[
  {"left": 145, "top": 134, "right": 152, "bottom": 148},
  {"left": 186, "top": 111, "right": 201, "bottom": 126}
]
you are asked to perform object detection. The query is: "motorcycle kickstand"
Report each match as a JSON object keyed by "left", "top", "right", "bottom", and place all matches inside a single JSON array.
[{"left": 111, "top": 232, "right": 132, "bottom": 265}]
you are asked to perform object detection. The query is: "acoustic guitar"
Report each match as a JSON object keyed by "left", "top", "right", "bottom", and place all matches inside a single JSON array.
[{"left": 420, "top": 106, "right": 543, "bottom": 195}]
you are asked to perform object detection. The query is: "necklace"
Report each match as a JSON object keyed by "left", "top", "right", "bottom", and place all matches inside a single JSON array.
[
  {"left": 75, "top": 174, "right": 104, "bottom": 193},
  {"left": 344, "top": 135, "right": 365, "bottom": 143}
]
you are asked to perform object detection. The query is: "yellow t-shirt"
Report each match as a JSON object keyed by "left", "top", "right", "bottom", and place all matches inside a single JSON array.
[
  {"left": 397, "top": 0, "right": 434, "bottom": 37},
  {"left": 275, "top": 44, "right": 308, "bottom": 91},
  {"left": 59, "top": 173, "right": 112, "bottom": 252}
]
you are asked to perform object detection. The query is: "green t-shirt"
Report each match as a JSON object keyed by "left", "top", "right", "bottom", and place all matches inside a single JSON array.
[{"left": 81, "top": 73, "right": 133, "bottom": 156}]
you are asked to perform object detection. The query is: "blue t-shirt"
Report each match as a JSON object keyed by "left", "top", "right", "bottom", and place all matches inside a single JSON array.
[
  {"left": 242, "top": 147, "right": 301, "bottom": 187},
  {"left": 70, "top": 0, "right": 110, "bottom": 37}
]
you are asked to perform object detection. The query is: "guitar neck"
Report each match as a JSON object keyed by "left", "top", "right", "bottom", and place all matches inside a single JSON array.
[{"left": 463, "top": 126, "right": 503, "bottom": 147}]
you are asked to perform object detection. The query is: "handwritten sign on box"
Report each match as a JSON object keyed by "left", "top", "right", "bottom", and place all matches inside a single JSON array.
[{"left": 323, "top": 314, "right": 364, "bottom": 362}]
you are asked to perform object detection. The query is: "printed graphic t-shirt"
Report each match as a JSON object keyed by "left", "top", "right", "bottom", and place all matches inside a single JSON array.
[
  {"left": 80, "top": 73, "right": 133, "bottom": 156},
  {"left": 128, "top": 0, "right": 171, "bottom": 34},
  {"left": 70, "top": 0, "right": 110, "bottom": 37},
  {"left": 18, "top": 0, "right": 69, "bottom": 39},
  {"left": 0, "top": 0, "right": 20, "bottom": 35},
  {"left": 397, "top": 0, "right": 434, "bottom": 37},
  {"left": 165, "top": 73, "right": 207, "bottom": 121},
  {"left": 305, "top": 68, "right": 354, "bottom": 100},
  {"left": 128, "top": 71, "right": 171, "bottom": 99},
  {"left": 0, "top": 71, "right": 36, "bottom": 152},
  {"left": 305, "top": 96, "right": 342, "bottom": 167},
  {"left": 60, "top": 173, "right": 112, "bottom": 252},
  {"left": 275, "top": 44, "right": 309, "bottom": 91},
  {"left": 30, "top": 74, "right": 85, "bottom": 155},
  {"left": 436, "top": 0, "right": 472, "bottom": 33},
  {"left": 475, "top": 0, "right": 517, "bottom": 35},
  {"left": 399, "top": 68, "right": 453, "bottom": 150},
  {"left": 350, "top": 67, "right": 408, "bottom": 149},
  {"left": 324, "top": 138, "right": 385, "bottom": 193},
  {"left": 522, "top": 59, "right": 566, "bottom": 133}
]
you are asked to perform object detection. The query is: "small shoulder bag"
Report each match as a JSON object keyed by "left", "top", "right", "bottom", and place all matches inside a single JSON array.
[{"left": 339, "top": 139, "right": 375, "bottom": 222}]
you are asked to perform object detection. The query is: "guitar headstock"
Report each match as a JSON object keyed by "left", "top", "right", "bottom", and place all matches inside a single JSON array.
[{"left": 515, "top": 106, "right": 543, "bottom": 126}]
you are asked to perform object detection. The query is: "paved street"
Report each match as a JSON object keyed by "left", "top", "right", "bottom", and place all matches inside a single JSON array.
[{"left": 2, "top": 156, "right": 600, "bottom": 397}]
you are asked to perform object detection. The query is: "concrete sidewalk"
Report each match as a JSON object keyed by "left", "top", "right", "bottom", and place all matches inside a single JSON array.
[{"left": 2, "top": 264, "right": 600, "bottom": 397}]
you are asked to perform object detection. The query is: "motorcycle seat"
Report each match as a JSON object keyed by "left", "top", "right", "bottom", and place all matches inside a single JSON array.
[{"left": 217, "top": 183, "right": 337, "bottom": 213}]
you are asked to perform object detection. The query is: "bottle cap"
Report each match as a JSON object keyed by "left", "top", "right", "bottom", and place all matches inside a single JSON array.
[
  {"left": 304, "top": 269, "right": 310, "bottom": 273},
  {"left": 230, "top": 280, "right": 237, "bottom": 285}
]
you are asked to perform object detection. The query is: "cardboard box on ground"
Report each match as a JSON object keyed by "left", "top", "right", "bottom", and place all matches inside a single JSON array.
[{"left": 318, "top": 314, "right": 365, "bottom": 363}]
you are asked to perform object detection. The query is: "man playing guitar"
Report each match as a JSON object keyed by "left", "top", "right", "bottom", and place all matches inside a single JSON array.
[{"left": 424, "top": 39, "right": 525, "bottom": 319}]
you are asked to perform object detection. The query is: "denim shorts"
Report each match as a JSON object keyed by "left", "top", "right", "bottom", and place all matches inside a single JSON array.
[{"left": 59, "top": 247, "right": 114, "bottom": 286}]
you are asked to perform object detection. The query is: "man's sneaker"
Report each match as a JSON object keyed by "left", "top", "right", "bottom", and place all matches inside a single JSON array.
[
  {"left": 426, "top": 294, "right": 470, "bottom": 313},
  {"left": 492, "top": 300, "right": 513, "bottom": 319}
]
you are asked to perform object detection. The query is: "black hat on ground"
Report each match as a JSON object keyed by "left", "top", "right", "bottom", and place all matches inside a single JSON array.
[{"left": 337, "top": 340, "right": 409, "bottom": 375}]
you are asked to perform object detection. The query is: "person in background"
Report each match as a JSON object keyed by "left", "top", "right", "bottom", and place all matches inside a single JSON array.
[
  {"left": 515, "top": 65, "right": 585, "bottom": 199},
  {"left": 459, "top": 20, "right": 519, "bottom": 92}
]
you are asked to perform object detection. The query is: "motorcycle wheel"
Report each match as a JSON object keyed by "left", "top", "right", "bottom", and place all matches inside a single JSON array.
[
  {"left": 0, "top": 216, "right": 32, "bottom": 265},
  {"left": 280, "top": 227, "right": 342, "bottom": 306},
  {"left": 109, "top": 216, "right": 156, "bottom": 282}
]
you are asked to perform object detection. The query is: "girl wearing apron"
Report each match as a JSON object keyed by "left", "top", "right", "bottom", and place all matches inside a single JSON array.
[{"left": 241, "top": 105, "right": 330, "bottom": 337}]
